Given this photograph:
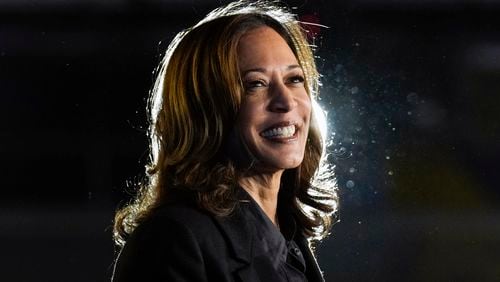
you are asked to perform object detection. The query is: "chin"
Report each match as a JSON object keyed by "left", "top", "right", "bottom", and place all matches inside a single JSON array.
[{"left": 257, "top": 154, "right": 304, "bottom": 171}]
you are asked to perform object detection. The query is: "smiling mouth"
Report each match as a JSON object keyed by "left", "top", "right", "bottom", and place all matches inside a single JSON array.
[{"left": 260, "top": 123, "right": 297, "bottom": 140}]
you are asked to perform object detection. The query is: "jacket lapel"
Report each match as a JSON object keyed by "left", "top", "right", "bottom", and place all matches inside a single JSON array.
[
  {"left": 295, "top": 235, "right": 325, "bottom": 282},
  {"left": 213, "top": 204, "right": 254, "bottom": 263},
  {"left": 213, "top": 203, "right": 262, "bottom": 281}
]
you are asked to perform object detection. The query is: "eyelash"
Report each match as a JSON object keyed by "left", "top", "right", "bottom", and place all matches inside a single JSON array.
[
  {"left": 245, "top": 79, "right": 266, "bottom": 89},
  {"left": 288, "top": 75, "right": 305, "bottom": 84},
  {"left": 244, "top": 75, "right": 305, "bottom": 91}
]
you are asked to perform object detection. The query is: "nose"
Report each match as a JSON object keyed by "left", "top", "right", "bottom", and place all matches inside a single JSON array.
[{"left": 268, "top": 82, "right": 297, "bottom": 113}]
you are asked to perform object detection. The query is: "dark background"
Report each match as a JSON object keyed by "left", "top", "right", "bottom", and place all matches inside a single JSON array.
[{"left": 1, "top": 0, "right": 499, "bottom": 281}]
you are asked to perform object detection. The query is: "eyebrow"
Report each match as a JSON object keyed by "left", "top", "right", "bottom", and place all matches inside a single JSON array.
[{"left": 241, "top": 64, "right": 302, "bottom": 76}]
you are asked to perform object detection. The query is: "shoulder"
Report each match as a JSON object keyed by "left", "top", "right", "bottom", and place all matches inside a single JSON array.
[
  {"left": 125, "top": 202, "right": 225, "bottom": 252},
  {"left": 149, "top": 203, "right": 227, "bottom": 244},
  {"left": 112, "top": 203, "right": 228, "bottom": 281},
  {"left": 153, "top": 202, "right": 214, "bottom": 223}
]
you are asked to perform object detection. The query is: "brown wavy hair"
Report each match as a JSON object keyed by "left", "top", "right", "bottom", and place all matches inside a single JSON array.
[{"left": 113, "top": 0, "right": 337, "bottom": 247}]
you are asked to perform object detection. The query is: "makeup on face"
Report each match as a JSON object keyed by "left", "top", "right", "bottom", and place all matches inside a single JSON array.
[{"left": 236, "top": 26, "right": 311, "bottom": 172}]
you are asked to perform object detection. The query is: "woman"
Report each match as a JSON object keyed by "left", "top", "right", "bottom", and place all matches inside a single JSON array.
[{"left": 112, "top": 1, "right": 337, "bottom": 281}]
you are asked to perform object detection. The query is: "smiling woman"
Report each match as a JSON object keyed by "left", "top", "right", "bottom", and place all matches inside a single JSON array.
[{"left": 111, "top": 1, "right": 337, "bottom": 281}]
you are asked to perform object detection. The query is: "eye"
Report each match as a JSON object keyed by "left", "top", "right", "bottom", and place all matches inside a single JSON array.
[
  {"left": 244, "top": 79, "right": 267, "bottom": 91},
  {"left": 287, "top": 75, "right": 305, "bottom": 85}
]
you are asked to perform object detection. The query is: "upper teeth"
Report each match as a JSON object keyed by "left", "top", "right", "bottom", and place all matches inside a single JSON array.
[{"left": 262, "top": 125, "right": 296, "bottom": 138}]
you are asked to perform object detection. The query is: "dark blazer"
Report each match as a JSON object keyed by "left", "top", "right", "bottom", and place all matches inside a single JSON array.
[{"left": 112, "top": 201, "right": 325, "bottom": 282}]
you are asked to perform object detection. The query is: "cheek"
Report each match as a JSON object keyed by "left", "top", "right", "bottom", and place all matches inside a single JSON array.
[
  {"left": 302, "top": 97, "right": 313, "bottom": 124},
  {"left": 238, "top": 98, "right": 263, "bottom": 124},
  {"left": 236, "top": 102, "right": 260, "bottom": 139}
]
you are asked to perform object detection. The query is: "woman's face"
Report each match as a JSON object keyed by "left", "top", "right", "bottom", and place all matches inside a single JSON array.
[{"left": 236, "top": 26, "right": 311, "bottom": 172}]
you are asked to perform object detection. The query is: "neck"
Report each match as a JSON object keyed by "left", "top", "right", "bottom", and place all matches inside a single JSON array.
[{"left": 238, "top": 170, "right": 283, "bottom": 226}]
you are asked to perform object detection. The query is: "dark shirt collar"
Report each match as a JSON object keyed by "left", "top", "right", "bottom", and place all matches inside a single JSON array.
[
  {"left": 237, "top": 187, "right": 299, "bottom": 264},
  {"left": 237, "top": 186, "right": 298, "bottom": 235}
]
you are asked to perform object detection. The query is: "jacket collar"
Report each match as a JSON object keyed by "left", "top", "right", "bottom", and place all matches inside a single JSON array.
[
  {"left": 213, "top": 202, "right": 255, "bottom": 264},
  {"left": 212, "top": 188, "right": 325, "bottom": 282},
  {"left": 295, "top": 235, "right": 326, "bottom": 282}
]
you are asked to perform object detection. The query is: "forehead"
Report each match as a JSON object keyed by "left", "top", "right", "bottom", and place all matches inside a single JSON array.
[{"left": 237, "top": 26, "right": 298, "bottom": 69}]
